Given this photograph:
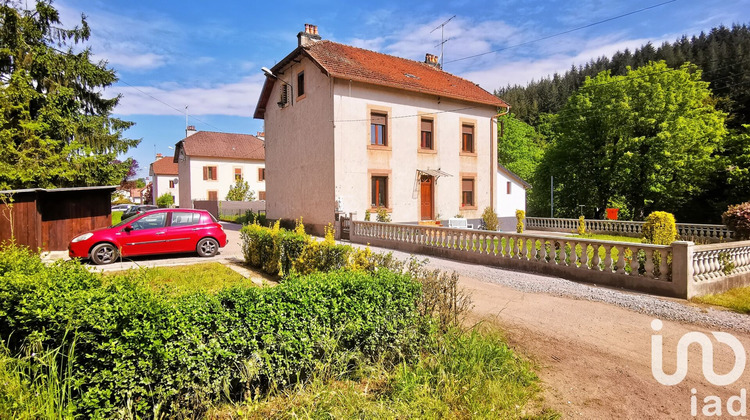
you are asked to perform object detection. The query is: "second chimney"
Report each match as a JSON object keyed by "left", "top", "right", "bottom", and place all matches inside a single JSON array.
[
  {"left": 425, "top": 53, "right": 440, "bottom": 68},
  {"left": 186, "top": 125, "right": 197, "bottom": 137},
  {"left": 298, "top": 23, "right": 322, "bottom": 47}
]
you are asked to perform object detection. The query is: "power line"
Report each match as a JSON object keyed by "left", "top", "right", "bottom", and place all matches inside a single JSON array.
[
  {"left": 445, "top": 0, "right": 678, "bottom": 65},
  {"left": 116, "top": 79, "right": 224, "bottom": 132}
]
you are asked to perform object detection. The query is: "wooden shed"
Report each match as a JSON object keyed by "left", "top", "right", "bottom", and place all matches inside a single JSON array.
[{"left": 0, "top": 186, "right": 116, "bottom": 251}]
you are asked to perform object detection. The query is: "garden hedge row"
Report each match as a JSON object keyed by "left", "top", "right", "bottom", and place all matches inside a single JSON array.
[{"left": 0, "top": 244, "right": 423, "bottom": 418}]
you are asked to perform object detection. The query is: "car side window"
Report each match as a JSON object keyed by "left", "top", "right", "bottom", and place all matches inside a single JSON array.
[
  {"left": 129, "top": 212, "right": 167, "bottom": 230},
  {"left": 170, "top": 212, "right": 202, "bottom": 227}
]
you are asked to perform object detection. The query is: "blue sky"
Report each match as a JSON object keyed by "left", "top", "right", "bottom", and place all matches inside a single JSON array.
[{"left": 55, "top": 0, "right": 749, "bottom": 179}]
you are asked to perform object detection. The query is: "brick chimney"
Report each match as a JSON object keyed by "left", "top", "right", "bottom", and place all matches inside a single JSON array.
[
  {"left": 156, "top": 153, "right": 163, "bottom": 159},
  {"left": 298, "top": 23, "right": 322, "bottom": 47},
  {"left": 425, "top": 53, "right": 440, "bottom": 68},
  {"left": 186, "top": 125, "right": 197, "bottom": 137}
]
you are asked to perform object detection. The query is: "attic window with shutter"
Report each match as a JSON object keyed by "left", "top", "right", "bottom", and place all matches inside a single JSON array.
[{"left": 297, "top": 71, "right": 305, "bottom": 98}]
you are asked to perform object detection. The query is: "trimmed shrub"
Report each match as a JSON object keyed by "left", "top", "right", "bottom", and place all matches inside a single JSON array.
[
  {"left": 722, "top": 202, "right": 750, "bottom": 240},
  {"left": 156, "top": 193, "right": 174, "bottom": 208},
  {"left": 364, "top": 209, "right": 371, "bottom": 221},
  {"left": 0, "top": 244, "right": 425, "bottom": 418},
  {"left": 515, "top": 210, "right": 525, "bottom": 233},
  {"left": 481, "top": 207, "right": 498, "bottom": 231},
  {"left": 577, "top": 216, "right": 586, "bottom": 235},
  {"left": 642, "top": 211, "right": 678, "bottom": 245}
]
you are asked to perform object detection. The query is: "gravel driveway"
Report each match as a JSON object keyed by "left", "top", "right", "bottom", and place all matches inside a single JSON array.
[{"left": 349, "top": 242, "right": 750, "bottom": 333}]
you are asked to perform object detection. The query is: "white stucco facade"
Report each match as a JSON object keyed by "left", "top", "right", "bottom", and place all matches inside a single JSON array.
[
  {"left": 262, "top": 53, "right": 499, "bottom": 233},
  {"left": 177, "top": 155, "right": 265, "bottom": 207},
  {"left": 495, "top": 169, "right": 528, "bottom": 218},
  {"left": 152, "top": 173, "right": 179, "bottom": 205}
]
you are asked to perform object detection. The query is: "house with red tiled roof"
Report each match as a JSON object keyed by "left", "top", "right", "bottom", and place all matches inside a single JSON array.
[
  {"left": 173, "top": 127, "right": 266, "bottom": 208},
  {"left": 254, "top": 24, "right": 509, "bottom": 234},
  {"left": 149, "top": 154, "right": 179, "bottom": 205}
]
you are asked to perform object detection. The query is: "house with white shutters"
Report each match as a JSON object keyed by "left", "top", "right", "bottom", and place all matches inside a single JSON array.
[
  {"left": 254, "top": 24, "right": 508, "bottom": 234},
  {"left": 173, "top": 127, "right": 266, "bottom": 208}
]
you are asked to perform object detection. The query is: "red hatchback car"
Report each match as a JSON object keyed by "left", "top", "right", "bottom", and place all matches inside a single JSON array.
[{"left": 69, "top": 209, "right": 227, "bottom": 265}]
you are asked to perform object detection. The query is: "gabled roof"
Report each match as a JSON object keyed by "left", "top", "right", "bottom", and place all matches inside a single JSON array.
[
  {"left": 497, "top": 164, "right": 532, "bottom": 189},
  {"left": 150, "top": 156, "right": 178, "bottom": 176},
  {"left": 255, "top": 41, "right": 507, "bottom": 119},
  {"left": 173, "top": 131, "right": 265, "bottom": 162}
]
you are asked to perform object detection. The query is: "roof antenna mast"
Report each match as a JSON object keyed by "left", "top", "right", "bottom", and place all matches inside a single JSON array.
[
  {"left": 431, "top": 15, "right": 456, "bottom": 68},
  {"left": 185, "top": 105, "right": 189, "bottom": 129}
]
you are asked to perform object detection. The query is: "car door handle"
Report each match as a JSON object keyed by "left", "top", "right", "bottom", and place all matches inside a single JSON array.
[{"left": 155, "top": 231, "right": 166, "bottom": 235}]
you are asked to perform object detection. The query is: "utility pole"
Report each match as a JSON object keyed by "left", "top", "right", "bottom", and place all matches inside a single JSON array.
[
  {"left": 431, "top": 15, "right": 455, "bottom": 68},
  {"left": 550, "top": 176, "right": 554, "bottom": 218}
]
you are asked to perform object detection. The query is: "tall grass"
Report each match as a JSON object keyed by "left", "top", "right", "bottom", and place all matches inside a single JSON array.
[
  {"left": 693, "top": 287, "right": 750, "bottom": 314},
  {"left": 211, "top": 328, "right": 556, "bottom": 419},
  {"left": 0, "top": 336, "right": 77, "bottom": 419}
]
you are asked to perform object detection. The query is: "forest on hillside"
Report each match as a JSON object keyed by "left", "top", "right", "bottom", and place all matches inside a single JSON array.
[{"left": 496, "top": 24, "right": 750, "bottom": 223}]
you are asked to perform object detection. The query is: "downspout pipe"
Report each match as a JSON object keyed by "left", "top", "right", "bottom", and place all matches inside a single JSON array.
[{"left": 490, "top": 104, "right": 511, "bottom": 214}]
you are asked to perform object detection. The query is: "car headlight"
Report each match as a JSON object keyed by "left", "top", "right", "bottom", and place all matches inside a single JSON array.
[{"left": 71, "top": 233, "right": 94, "bottom": 243}]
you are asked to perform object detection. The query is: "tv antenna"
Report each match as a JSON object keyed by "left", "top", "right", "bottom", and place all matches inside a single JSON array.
[{"left": 431, "top": 15, "right": 456, "bottom": 68}]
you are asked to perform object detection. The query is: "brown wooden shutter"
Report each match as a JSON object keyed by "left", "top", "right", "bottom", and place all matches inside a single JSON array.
[
  {"left": 462, "top": 178, "right": 473, "bottom": 192},
  {"left": 462, "top": 124, "right": 473, "bottom": 134},
  {"left": 203, "top": 167, "right": 208, "bottom": 180},
  {"left": 371, "top": 113, "right": 386, "bottom": 125},
  {"left": 421, "top": 119, "right": 432, "bottom": 132}
]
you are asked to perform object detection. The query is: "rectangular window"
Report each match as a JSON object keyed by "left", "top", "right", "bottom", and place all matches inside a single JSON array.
[
  {"left": 420, "top": 118, "right": 433, "bottom": 149},
  {"left": 170, "top": 211, "right": 202, "bottom": 227},
  {"left": 507, "top": 181, "right": 512, "bottom": 195},
  {"left": 297, "top": 72, "right": 305, "bottom": 97},
  {"left": 203, "top": 166, "right": 217, "bottom": 181},
  {"left": 258, "top": 168, "right": 265, "bottom": 181},
  {"left": 462, "top": 124, "right": 474, "bottom": 153},
  {"left": 371, "top": 176, "right": 388, "bottom": 208},
  {"left": 461, "top": 178, "right": 475, "bottom": 207},
  {"left": 169, "top": 180, "right": 175, "bottom": 188},
  {"left": 259, "top": 191, "right": 266, "bottom": 200},
  {"left": 234, "top": 168, "right": 243, "bottom": 181},
  {"left": 370, "top": 113, "right": 387, "bottom": 146},
  {"left": 208, "top": 191, "right": 218, "bottom": 201}
]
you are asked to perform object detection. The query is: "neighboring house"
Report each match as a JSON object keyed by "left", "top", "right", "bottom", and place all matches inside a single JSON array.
[
  {"left": 173, "top": 126, "right": 266, "bottom": 208},
  {"left": 149, "top": 155, "right": 179, "bottom": 205},
  {"left": 496, "top": 164, "right": 531, "bottom": 231},
  {"left": 254, "top": 24, "right": 508, "bottom": 234},
  {"left": 129, "top": 188, "right": 143, "bottom": 204}
]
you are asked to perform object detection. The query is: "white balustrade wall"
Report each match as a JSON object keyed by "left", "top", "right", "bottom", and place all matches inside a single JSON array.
[
  {"left": 525, "top": 217, "right": 734, "bottom": 242},
  {"left": 350, "top": 221, "right": 750, "bottom": 298}
]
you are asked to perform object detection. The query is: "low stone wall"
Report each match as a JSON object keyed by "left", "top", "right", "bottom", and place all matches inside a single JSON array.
[
  {"left": 193, "top": 200, "right": 265, "bottom": 219},
  {"left": 350, "top": 221, "right": 750, "bottom": 299},
  {"left": 525, "top": 217, "right": 734, "bottom": 242}
]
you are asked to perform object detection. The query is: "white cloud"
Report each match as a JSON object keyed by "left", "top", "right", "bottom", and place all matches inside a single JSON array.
[
  {"left": 460, "top": 36, "right": 657, "bottom": 91},
  {"left": 109, "top": 74, "right": 265, "bottom": 117}
]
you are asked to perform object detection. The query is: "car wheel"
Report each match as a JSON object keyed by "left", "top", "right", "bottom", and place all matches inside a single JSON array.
[
  {"left": 91, "top": 243, "right": 118, "bottom": 265},
  {"left": 197, "top": 238, "right": 219, "bottom": 257}
]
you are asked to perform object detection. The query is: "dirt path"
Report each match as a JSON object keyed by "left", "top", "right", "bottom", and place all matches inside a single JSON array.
[{"left": 460, "top": 276, "right": 750, "bottom": 419}]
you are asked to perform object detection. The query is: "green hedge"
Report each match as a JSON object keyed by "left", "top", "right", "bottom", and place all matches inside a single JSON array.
[{"left": 0, "top": 244, "right": 423, "bottom": 418}]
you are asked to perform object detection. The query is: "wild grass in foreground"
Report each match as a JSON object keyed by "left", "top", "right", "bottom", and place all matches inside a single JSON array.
[
  {"left": 106, "top": 262, "right": 252, "bottom": 295},
  {"left": 210, "top": 329, "right": 557, "bottom": 419},
  {"left": 693, "top": 287, "right": 750, "bottom": 314}
]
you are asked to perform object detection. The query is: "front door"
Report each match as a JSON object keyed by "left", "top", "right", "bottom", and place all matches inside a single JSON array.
[{"left": 420, "top": 175, "right": 434, "bottom": 220}]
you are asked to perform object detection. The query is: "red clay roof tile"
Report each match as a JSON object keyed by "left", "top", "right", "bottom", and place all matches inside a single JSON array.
[
  {"left": 150, "top": 157, "right": 178, "bottom": 175},
  {"left": 305, "top": 41, "right": 506, "bottom": 108},
  {"left": 176, "top": 132, "right": 265, "bottom": 160}
]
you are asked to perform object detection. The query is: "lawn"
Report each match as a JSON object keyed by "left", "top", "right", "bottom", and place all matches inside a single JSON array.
[
  {"left": 111, "top": 210, "right": 122, "bottom": 225},
  {"left": 572, "top": 233, "right": 644, "bottom": 243},
  {"left": 107, "top": 262, "right": 253, "bottom": 295},
  {"left": 693, "top": 287, "right": 750, "bottom": 314}
]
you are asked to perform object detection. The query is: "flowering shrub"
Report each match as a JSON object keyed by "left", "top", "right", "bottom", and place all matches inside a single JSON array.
[
  {"left": 515, "top": 210, "right": 525, "bottom": 233},
  {"left": 722, "top": 202, "right": 750, "bottom": 240},
  {"left": 577, "top": 216, "right": 586, "bottom": 235}
]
